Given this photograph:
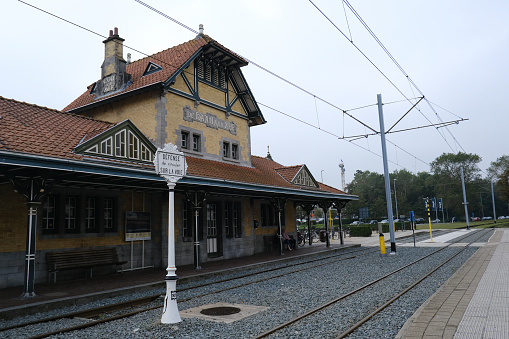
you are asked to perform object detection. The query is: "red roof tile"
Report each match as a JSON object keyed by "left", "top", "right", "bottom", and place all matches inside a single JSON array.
[
  {"left": 2, "top": 96, "right": 348, "bottom": 196},
  {"left": 186, "top": 156, "right": 347, "bottom": 195},
  {"left": 0, "top": 96, "right": 114, "bottom": 159},
  {"left": 274, "top": 165, "right": 303, "bottom": 183},
  {"left": 63, "top": 36, "right": 215, "bottom": 112}
]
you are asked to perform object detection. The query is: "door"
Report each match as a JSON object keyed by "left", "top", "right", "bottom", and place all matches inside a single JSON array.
[{"left": 206, "top": 203, "right": 222, "bottom": 257}]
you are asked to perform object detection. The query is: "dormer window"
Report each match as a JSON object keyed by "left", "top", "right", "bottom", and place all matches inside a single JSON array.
[
  {"left": 143, "top": 62, "right": 163, "bottom": 76},
  {"left": 76, "top": 120, "right": 155, "bottom": 164}
]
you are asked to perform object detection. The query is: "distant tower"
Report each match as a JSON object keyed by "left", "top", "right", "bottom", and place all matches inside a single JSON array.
[
  {"left": 266, "top": 146, "right": 273, "bottom": 161},
  {"left": 339, "top": 160, "right": 345, "bottom": 191}
]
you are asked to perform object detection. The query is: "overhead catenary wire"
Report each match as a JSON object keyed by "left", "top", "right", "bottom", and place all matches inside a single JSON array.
[
  {"left": 340, "top": 0, "right": 466, "bottom": 153},
  {"left": 17, "top": 0, "right": 446, "bottom": 174},
  {"left": 308, "top": 0, "right": 464, "bottom": 153}
]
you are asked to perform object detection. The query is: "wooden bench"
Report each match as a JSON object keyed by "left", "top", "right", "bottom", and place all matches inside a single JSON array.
[{"left": 46, "top": 247, "right": 127, "bottom": 283}]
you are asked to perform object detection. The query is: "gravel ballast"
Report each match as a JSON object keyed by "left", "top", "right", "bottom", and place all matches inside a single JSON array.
[{"left": 0, "top": 229, "right": 493, "bottom": 339}]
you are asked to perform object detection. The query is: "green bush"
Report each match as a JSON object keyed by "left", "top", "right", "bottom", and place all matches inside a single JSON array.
[{"left": 350, "top": 225, "right": 372, "bottom": 237}]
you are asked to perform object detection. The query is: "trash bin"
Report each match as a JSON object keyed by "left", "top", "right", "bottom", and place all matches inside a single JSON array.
[{"left": 319, "top": 230, "right": 327, "bottom": 242}]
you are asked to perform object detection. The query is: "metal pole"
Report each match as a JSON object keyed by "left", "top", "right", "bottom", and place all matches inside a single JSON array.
[
  {"left": 377, "top": 94, "right": 396, "bottom": 254},
  {"left": 461, "top": 167, "right": 470, "bottom": 230},
  {"left": 161, "top": 185, "right": 181, "bottom": 324},
  {"left": 394, "top": 179, "right": 398, "bottom": 220},
  {"left": 22, "top": 179, "right": 38, "bottom": 298},
  {"left": 193, "top": 193, "right": 201, "bottom": 269},
  {"left": 339, "top": 211, "right": 344, "bottom": 245},
  {"left": 491, "top": 180, "right": 497, "bottom": 223}
]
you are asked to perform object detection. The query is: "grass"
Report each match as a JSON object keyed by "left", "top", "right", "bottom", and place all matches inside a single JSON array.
[{"left": 415, "top": 220, "right": 509, "bottom": 230}]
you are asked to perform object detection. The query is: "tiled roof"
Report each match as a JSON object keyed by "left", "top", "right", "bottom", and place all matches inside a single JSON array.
[
  {"left": 64, "top": 35, "right": 218, "bottom": 112},
  {"left": 186, "top": 156, "right": 347, "bottom": 195},
  {"left": 0, "top": 96, "right": 114, "bottom": 159},
  {"left": 2, "top": 96, "right": 347, "bottom": 196}
]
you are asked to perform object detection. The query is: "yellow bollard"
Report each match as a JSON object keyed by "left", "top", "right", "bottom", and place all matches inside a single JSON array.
[{"left": 379, "top": 233, "right": 386, "bottom": 255}]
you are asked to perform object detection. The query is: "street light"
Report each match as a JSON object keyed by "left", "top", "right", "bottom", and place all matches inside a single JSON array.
[
  {"left": 321, "top": 170, "right": 324, "bottom": 183},
  {"left": 393, "top": 179, "right": 399, "bottom": 220}
]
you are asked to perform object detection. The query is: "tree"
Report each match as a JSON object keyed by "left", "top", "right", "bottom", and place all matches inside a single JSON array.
[
  {"left": 429, "top": 152, "right": 482, "bottom": 220},
  {"left": 498, "top": 167, "right": 509, "bottom": 204},
  {"left": 487, "top": 155, "right": 509, "bottom": 180}
]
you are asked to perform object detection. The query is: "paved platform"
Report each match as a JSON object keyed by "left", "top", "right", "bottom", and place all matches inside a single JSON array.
[{"left": 396, "top": 228, "right": 508, "bottom": 339}]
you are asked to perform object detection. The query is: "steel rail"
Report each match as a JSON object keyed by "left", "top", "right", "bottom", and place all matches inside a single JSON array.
[
  {"left": 3, "top": 247, "right": 374, "bottom": 338},
  {"left": 336, "top": 228, "right": 492, "bottom": 338},
  {"left": 252, "top": 228, "right": 491, "bottom": 339}
]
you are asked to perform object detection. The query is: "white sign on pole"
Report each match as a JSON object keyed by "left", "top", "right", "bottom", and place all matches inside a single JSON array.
[
  {"left": 154, "top": 146, "right": 186, "bottom": 179},
  {"left": 154, "top": 143, "right": 186, "bottom": 324}
]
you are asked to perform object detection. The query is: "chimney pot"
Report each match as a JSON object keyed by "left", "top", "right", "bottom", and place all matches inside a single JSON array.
[
  {"left": 199, "top": 24, "right": 204, "bottom": 35},
  {"left": 109, "top": 30, "right": 113, "bottom": 37},
  {"left": 114, "top": 27, "right": 118, "bottom": 36}
]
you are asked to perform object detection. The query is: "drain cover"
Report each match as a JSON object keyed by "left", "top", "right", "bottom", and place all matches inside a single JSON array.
[{"left": 200, "top": 306, "right": 241, "bottom": 316}]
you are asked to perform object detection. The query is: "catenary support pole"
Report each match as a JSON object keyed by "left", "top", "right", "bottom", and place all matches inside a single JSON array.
[
  {"left": 377, "top": 94, "right": 396, "bottom": 254},
  {"left": 491, "top": 180, "right": 497, "bottom": 223},
  {"left": 461, "top": 167, "right": 470, "bottom": 230}
]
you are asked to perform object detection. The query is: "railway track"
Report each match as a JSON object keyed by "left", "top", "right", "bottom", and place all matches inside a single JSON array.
[
  {"left": 0, "top": 228, "right": 484, "bottom": 338},
  {"left": 0, "top": 246, "right": 377, "bottom": 338},
  {"left": 252, "top": 227, "right": 493, "bottom": 338}
]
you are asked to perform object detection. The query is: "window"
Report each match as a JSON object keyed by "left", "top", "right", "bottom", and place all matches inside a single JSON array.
[
  {"left": 128, "top": 131, "right": 139, "bottom": 159},
  {"left": 192, "top": 134, "right": 200, "bottom": 152},
  {"left": 115, "top": 130, "right": 126, "bottom": 157},
  {"left": 223, "top": 142, "right": 230, "bottom": 158},
  {"left": 207, "top": 203, "right": 217, "bottom": 237},
  {"left": 143, "top": 62, "right": 163, "bottom": 76},
  {"left": 86, "top": 198, "right": 96, "bottom": 230},
  {"left": 197, "top": 57, "right": 227, "bottom": 90},
  {"left": 182, "top": 201, "right": 194, "bottom": 241},
  {"left": 225, "top": 202, "right": 241, "bottom": 238},
  {"left": 231, "top": 144, "right": 238, "bottom": 160},
  {"left": 65, "top": 197, "right": 77, "bottom": 231},
  {"left": 104, "top": 198, "right": 114, "bottom": 230},
  {"left": 219, "top": 70, "right": 226, "bottom": 89},
  {"left": 261, "top": 203, "right": 285, "bottom": 227},
  {"left": 224, "top": 202, "right": 231, "bottom": 238},
  {"left": 181, "top": 131, "right": 189, "bottom": 149},
  {"left": 42, "top": 196, "right": 56, "bottom": 232},
  {"left": 141, "top": 144, "right": 152, "bottom": 162},
  {"left": 100, "top": 138, "right": 113, "bottom": 155},
  {"left": 233, "top": 203, "right": 241, "bottom": 238},
  {"left": 261, "top": 203, "right": 273, "bottom": 226},
  {"left": 197, "top": 59, "right": 204, "bottom": 78},
  {"left": 205, "top": 63, "right": 212, "bottom": 82}
]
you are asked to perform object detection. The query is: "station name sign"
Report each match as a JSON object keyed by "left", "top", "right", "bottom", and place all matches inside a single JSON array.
[{"left": 183, "top": 105, "right": 237, "bottom": 135}]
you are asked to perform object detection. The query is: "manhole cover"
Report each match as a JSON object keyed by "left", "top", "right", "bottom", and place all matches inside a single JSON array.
[{"left": 200, "top": 306, "right": 241, "bottom": 316}]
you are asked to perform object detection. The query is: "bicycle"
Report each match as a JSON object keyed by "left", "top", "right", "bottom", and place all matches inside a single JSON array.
[{"left": 297, "top": 231, "right": 305, "bottom": 247}]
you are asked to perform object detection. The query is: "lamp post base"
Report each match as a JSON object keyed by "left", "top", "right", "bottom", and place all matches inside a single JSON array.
[{"left": 161, "top": 275, "right": 181, "bottom": 324}]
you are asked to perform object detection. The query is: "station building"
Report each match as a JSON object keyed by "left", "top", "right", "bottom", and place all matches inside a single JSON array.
[{"left": 0, "top": 27, "right": 357, "bottom": 292}]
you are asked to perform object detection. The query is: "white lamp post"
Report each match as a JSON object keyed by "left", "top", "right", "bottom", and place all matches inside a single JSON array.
[{"left": 154, "top": 143, "right": 187, "bottom": 324}]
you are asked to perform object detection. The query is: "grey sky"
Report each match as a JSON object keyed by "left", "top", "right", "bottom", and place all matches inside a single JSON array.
[{"left": 2, "top": 0, "right": 508, "bottom": 189}]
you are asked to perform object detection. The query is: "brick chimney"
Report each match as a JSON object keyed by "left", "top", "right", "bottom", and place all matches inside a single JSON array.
[{"left": 95, "top": 27, "right": 132, "bottom": 96}]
